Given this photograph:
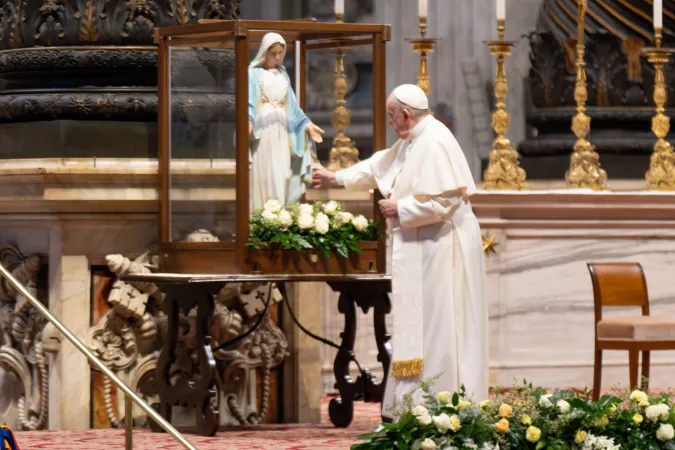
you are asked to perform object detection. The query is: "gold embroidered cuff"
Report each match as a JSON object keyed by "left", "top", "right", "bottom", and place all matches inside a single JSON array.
[{"left": 391, "top": 358, "right": 423, "bottom": 378}]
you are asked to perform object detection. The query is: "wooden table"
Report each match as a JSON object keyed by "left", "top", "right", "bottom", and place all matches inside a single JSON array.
[{"left": 121, "top": 273, "right": 392, "bottom": 436}]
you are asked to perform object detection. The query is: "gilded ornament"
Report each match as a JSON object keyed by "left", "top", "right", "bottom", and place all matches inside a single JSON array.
[
  {"left": 565, "top": 0, "right": 608, "bottom": 190},
  {"left": 326, "top": 13, "right": 359, "bottom": 171},
  {"left": 482, "top": 233, "right": 499, "bottom": 255},
  {"left": 643, "top": 29, "right": 675, "bottom": 190},
  {"left": 406, "top": 18, "right": 438, "bottom": 98},
  {"left": 482, "top": 19, "right": 527, "bottom": 190}
]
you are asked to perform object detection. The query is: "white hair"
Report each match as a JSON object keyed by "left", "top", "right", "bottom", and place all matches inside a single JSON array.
[{"left": 392, "top": 97, "right": 429, "bottom": 118}]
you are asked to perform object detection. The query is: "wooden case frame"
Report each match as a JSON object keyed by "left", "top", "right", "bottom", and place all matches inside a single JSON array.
[{"left": 155, "top": 19, "right": 391, "bottom": 275}]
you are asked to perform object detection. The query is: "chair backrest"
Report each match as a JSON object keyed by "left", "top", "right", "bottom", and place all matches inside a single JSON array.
[{"left": 587, "top": 262, "right": 650, "bottom": 323}]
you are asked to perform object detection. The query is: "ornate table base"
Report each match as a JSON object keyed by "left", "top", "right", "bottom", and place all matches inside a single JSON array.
[{"left": 125, "top": 274, "right": 391, "bottom": 436}]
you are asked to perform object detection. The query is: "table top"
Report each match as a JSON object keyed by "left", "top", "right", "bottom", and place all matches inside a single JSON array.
[{"left": 121, "top": 273, "right": 392, "bottom": 284}]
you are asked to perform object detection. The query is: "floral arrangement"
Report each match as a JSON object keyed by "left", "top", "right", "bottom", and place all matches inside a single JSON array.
[
  {"left": 352, "top": 379, "right": 675, "bottom": 450},
  {"left": 247, "top": 199, "right": 379, "bottom": 258}
]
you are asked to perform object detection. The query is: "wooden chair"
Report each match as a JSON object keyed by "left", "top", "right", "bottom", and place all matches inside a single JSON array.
[{"left": 587, "top": 262, "right": 675, "bottom": 400}]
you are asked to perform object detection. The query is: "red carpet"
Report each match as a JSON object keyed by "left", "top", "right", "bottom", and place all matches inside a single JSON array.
[{"left": 11, "top": 398, "right": 381, "bottom": 450}]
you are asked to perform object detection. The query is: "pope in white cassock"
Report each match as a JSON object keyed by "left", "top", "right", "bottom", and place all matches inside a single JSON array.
[{"left": 313, "top": 84, "right": 488, "bottom": 419}]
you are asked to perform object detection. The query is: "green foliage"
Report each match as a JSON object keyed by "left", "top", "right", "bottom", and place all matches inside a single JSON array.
[{"left": 246, "top": 200, "right": 379, "bottom": 258}]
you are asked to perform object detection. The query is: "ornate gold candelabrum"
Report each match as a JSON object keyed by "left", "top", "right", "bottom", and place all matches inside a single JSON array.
[
  {"left": 565, "top": 0, "right": 608, "bottom": 190},
  {"left": 327, "top": 13, "right": 359, "bottom": 171},
  {"left": 644, "top": 28, "right": 675, "bottom": 190},
  {"left": 406, "top": 17, "right": 439, "bottom": 97},
  {"left": 482, "top": 19, "right": 527, "bottom": 190}
]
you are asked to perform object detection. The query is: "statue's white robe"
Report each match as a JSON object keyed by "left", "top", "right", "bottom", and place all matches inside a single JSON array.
[{"left": 335, "top": 115, "right": 488, "bottom": 416}]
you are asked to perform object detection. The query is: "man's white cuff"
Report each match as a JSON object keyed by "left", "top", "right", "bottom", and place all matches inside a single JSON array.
[{"left": 334, "top": 170, "right": 345, "bottom": 186}]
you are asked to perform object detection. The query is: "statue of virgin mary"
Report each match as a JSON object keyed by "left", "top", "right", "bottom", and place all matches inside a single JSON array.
[{"left": 248, "top": 32, "right": 324, "bottom": 210}]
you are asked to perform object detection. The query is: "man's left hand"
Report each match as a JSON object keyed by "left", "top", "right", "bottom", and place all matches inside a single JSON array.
[{"left": 378, "top": 199, "right": 399, "bottom": 219}]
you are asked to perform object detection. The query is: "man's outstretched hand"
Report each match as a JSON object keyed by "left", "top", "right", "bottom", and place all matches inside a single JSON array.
[{"left": 312, "top": 165, "right": 338, "bottom": 189}]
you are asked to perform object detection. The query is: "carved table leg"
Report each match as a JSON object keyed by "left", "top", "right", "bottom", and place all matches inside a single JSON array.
[
  {"left": 327, "top": 280, "right": 392, "bottom": 428},
  {"left": 150, "top": 283, "right": 221, "bottom": 436}
]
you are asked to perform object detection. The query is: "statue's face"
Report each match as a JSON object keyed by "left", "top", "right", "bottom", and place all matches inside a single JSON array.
[{"left": 264, "top": 43, "right": 285, "bottom": 69}]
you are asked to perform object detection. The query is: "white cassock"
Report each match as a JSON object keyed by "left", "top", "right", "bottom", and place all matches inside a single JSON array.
[{"left": 335, "top": 115, "right": 489, "bottom": 416}]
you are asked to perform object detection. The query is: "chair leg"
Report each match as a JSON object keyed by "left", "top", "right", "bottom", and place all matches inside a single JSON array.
[
  {"left": 593, "top": 349, "right": 603, "bottom": 401},
  {"left": 641, "top": 351, "right": 651, "bottom": 391},
  {"left": 629, "top": 348, "right": 639, "bottom": 391}
]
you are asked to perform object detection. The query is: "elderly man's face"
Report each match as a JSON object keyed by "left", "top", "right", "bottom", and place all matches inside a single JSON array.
[{"left": 386, "top": 95, "right": 414, "bottom": 139}]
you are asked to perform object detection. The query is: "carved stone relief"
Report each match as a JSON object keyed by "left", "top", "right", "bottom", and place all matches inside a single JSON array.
[
  {"left": 89, "top": 231, "right": 288, "bottom": 428},
  {"left": 0, "top": 245, "right": 60, "bottom": 431}
]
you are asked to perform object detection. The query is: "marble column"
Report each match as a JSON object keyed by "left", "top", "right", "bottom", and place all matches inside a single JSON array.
[{"left": 47, "top": 228, "right": 91, "bottom": 430}]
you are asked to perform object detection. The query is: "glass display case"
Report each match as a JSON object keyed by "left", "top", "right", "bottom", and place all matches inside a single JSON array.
[{"left": 156, "top": 20, "right": 390, "bottom": 274}]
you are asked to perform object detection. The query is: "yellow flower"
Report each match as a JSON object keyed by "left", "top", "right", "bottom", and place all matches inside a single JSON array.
[
  {"left": 575, "top": 430, "right": 587, "bottom": 444},
  {"left": 499, "top": 403, "right": 513, "bottom": 418},
  {"left": 606, "top": 404, "right": 617, "bottom": 415},
  {"left": 457, "top": 399, "right": 472, "bottom": 410},
  {"left": 593, "top": 415, "right": 609, "bottom": 429},
  {"left": 449, "top": 414, "right": 461, "bottom": 432},
  {"left": 496, "top": 418, "right": 510, "bottom": 433},
  {"left": 436, "top": 391, "right": 452, "bottom": 405},
  {"left": 633, "top": 413, "right": 644, "bottom": 424},
  {"left": 521, "top": 415, "right": 532, "bottom": 426},
  {"left": 479, "top": 400, "right": 490, "bottom": 409},
  {"left": 526, "top": 426, "right": 542, "bottom": 443},
  {"left": 630, "top": 390, "right": 650, "bottom": 407}
]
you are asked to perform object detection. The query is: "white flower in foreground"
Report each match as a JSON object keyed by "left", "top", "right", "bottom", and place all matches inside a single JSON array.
[
  {"left": 538, "top": 394, "right": 553, "bottom": 408},
  {"left": 657, "top": 423, "right": 675, "bottom": 441},
  {"left": 582, "top": 433, "right": 620, "bottom": 450},
  {"left": 412, "top": 405, "right": 432, "bottom": 426},
  {"left": 261, "top": 210, "right": 278, "bottom": 224},
  {"left": 299, "top": 203, "right": 314, "bottom": 215},
  {"left": 322, "top": 200, "right": 339, "bottom": 216},
  {"left": 420, "top": 438, "right": 436, "bottom": 450},
  {"left": 314, "top": 212, "right": 330, "bottom": 234},
  {"left": 412, "top": 405, "right": 429, "bottom": 417},
  {"left": 278, "top": 210, "right": 293, "bottom": 229},
  {"left": 297, "top": 213, "right": 314, "bottom": 230},
  {"left": 334, "top": 211, "right": 354, "bottom": 228},
  {"left": 351, "top": 214, "right": 369, "bottom": 232},
  {"left": 557, "top": 399, "right": 571, "bottom": 414},
  {"left": 263, "top": 199, "right": 282, "bottom": 214},
  {"left": 646, "top": 404, "right": 670, "bottom": 422},
  {"left": 432, "top": 413, "right": 452, "bottom": 434}
]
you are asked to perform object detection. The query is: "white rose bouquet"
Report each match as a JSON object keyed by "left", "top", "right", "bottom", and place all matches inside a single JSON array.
[{"left": 247, "top": 199, "right": 379, "bottom": 257}]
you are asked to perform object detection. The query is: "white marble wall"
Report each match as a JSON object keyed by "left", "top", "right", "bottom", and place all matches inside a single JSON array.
[{"left": 486, "top": 231, "right": 675, "bottom": 390}]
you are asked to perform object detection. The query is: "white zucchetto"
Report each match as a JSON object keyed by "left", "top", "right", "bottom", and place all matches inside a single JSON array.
[{"left": 392, "top": 84, "right": 429, "bottom": 110}]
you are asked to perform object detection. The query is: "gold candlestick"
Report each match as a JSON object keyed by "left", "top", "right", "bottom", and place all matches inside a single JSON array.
[
  {"left": 327, "top": 12, "right": 359, "bottom": 171},
  {"left": 565, "top": 0, "right": 608, "bottom": 190},
  {"left": 406, "top": 17, "right": 439, "bottom": 97},
  {"left": 644, "top": 27, "right": 675, "bottom": 190},
  {"left": 482, "top": 19, "right": 527, "bottom": 190}
]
